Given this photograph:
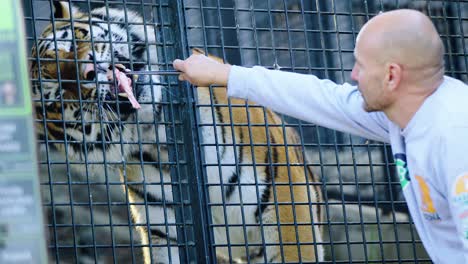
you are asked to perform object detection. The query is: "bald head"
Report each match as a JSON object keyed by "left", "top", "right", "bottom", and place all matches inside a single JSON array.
[{"left": 356, "top": 9, "right": 444, "bottom": 82}]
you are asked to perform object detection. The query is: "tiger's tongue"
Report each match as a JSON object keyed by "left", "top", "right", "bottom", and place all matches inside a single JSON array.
[{"left": 111, "top": 69, "right": 141, "bottom": 109}]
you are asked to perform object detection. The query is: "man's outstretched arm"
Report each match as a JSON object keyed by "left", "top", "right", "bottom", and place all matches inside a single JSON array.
[{"left": 173, "top": 54, "right": 390, "bottom": 143}]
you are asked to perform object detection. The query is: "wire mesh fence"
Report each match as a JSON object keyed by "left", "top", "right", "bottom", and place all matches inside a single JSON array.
[{"left": 23, "top": 0, "right": 467, "bottom": 263}]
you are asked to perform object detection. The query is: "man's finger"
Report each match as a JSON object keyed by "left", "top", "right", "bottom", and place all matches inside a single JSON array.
[
  {"left": 178, "top": 73, "right": 187, "bottom": 82},
  {"left": 173, "top": 59, "right": 185, "bottom": 72}
]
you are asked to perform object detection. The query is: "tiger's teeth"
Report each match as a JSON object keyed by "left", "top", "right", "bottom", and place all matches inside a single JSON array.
[{"left": 118, "top": 92, "right": 128, "bottom": 98}]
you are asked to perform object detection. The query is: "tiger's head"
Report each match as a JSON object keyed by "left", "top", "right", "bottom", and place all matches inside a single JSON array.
[{"left": 31, "top": 1, "right": 163, "bottom": 159}]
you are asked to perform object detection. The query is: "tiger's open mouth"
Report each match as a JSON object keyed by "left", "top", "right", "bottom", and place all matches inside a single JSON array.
[
  {"left": 106, "top": 65, "right": 141, "bottom": 109},
  {"left": 83, "top": 62, "right": 141, "bottom": 110}
]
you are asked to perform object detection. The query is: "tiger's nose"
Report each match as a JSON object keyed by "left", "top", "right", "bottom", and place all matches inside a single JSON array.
[
  {"left": 85, "top": 70, "right": 95, "bottom": 81},
  {"left": 83, "top": 63, "right": 96, "bottom": 81}
]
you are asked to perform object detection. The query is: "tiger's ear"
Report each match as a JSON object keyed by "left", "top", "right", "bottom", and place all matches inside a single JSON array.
[
  {"left": 53, "top": 1, "right": 78, "bottom": 19},
  {"left": 192, "top": 48, "right": 205, "bottom": 56},
  {"left": 192, "top": 48, "right": 225, "bottom": 64}
]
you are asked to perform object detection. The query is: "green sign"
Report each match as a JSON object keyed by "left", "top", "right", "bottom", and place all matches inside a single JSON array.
[
  {"left": 0, "top": 1, "right": 48, "bottom": 263},
  {"left": 0, "top": 1, "right": 14, "bottom": 30}
]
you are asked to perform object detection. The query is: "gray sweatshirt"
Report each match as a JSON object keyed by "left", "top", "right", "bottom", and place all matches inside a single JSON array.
[{"left": 227, "top": 65, "right": 468, "bottom": 263}]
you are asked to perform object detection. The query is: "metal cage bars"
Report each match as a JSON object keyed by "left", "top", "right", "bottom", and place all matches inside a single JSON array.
[{"left": 23, "top": 0, "right": 467, "bottom": 263}]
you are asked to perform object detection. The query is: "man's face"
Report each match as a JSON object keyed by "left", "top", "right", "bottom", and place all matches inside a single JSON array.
[{"left": 351, "top": 38, "right": 392, "bottom": 112}]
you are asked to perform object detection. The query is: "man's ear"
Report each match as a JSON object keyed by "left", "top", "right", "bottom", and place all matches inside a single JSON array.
[
  {"left": 386, "top": 62, "right": 402, "bottom": 91},
  {"left": 53, "top": 1, "right": 78, "bottom": 19}
]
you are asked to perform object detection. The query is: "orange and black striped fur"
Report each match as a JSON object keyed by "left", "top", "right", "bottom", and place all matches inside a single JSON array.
[
  {"left": 31, "top": 2, "right": 323, "bottom": 263},
  {"left": 195, "top": 49, "right": 323, "bottom": 263}
]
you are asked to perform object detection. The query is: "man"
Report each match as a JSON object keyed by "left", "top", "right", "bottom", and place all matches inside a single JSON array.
[{"left": 173, "top": 9, "right": 468, "bottom": 263}]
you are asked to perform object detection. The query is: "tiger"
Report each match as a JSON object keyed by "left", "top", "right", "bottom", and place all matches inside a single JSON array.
[{"left": 31, "top": 1, "right": 324, "bottom": 263}]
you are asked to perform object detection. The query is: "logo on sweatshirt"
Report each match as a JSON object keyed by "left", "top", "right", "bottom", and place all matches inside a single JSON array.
[
  {"left": 452, "top": 173, "right": 468, "bottom": 207},
  {"left": 452, "top": 173, "right": 468, "bottom": 200},
  {"left": 451, "top": 173, "right": 468, "bottom": 240},
  {"left": 415, "top": 175, "right": 440, "bottom": 221},
  {"left": 394, "top": 153, "right": 410, "bottom": 189},
  {"left": 460, "top": 217, "right": 468, "bottom": 240}
]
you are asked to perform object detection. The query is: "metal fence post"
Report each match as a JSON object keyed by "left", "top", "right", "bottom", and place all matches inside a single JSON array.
[{"left": 171, "top": 1, "right": 214, "bottom": 262}]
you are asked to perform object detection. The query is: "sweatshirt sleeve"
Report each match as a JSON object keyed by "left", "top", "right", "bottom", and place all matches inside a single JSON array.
[{"left": 227, "top": 65, "right": 390, "bottom": 143}]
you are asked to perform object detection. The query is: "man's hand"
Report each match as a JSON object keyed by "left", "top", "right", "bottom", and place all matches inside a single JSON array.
[{"left": 173, "top": 53, "right": 231, "bottom": 87}]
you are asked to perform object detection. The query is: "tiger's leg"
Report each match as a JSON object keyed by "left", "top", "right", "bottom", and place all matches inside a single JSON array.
[
  {"left": 254, "top": 185, "right": 323, "bottom": 263},
  {"left": 40, "top": 156, "right": 106, "bottom": 264},
  {"left": 44, "top": 201, "right": 105, "bottom": 264},
  {"left": 126, "top": 188, "right": 180, "bottom": 264},
  {"left": 120, "top": 168, "right": 180, "bottom": 264}
]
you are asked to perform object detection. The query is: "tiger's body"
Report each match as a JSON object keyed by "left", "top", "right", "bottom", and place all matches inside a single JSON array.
[{"left": 31, "top": 2, "right": 323, "bottom": 263}]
